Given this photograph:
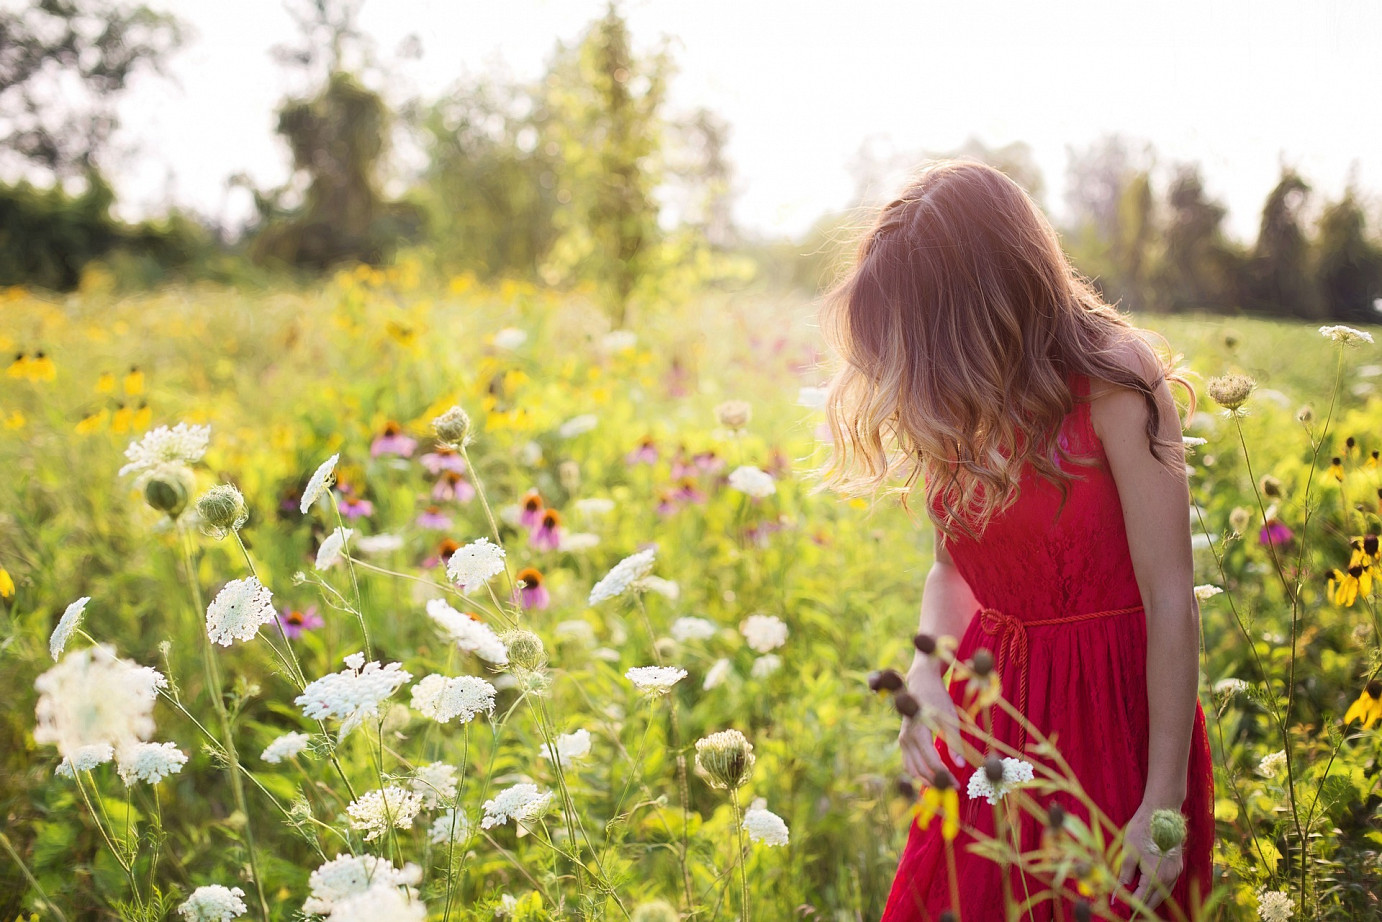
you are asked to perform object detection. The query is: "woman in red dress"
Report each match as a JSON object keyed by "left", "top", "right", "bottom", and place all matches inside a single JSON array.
[{"left": 814, "top": 160, "right": 1214, "bottom": 920}]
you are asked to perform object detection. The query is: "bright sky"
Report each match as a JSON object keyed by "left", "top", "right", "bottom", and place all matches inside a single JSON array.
[{"left": 114, "top": 0, "right": 1382, "bottom": 243}]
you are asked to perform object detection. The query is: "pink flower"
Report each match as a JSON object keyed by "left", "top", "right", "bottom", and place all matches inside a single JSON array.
[
  {"left": 529, "top": 509, "right": 563, "bottom": 552},
  {"left": 518, "top": 489, "right": 545, "bottom": 529},
  {"left": 431, "top": 470, "right": 476, "bottom": 503},
  {"left": 672, "top": 477, "right": 705, "bottom": 504},
  {"left": 370, "top": 421, "right": 417, "bottom": 458},
  {"left": 693, "top": 450, "right": 725, "bottom": 475},
  {"left": 1260, "top": 520, "right": 1293, "bottom": 547},
  {"left": 625, "top": 438, "right": 659, "bottom": 466},
  {"left": 336, "top": 489, "right": 374, "bottom": 520},
  {"left": 513, "top": 567, "right": 550, "bottom": 610},
  {"left": 422, "top": 538, "right": 461, "bottom": 569},
  {"left": 275, "top": 606, "right": 323, "bottom": 640},
  {"left": 416, "top": 506, "right": 453, "bottom": 530},
  {"left": 420, "top": 446, "right": 467, "bottom": 475}
]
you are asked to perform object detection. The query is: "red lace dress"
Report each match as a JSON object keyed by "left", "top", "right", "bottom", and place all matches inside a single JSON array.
[{"left": 879, "top": 372, "right": 1215, "bottom": 921}]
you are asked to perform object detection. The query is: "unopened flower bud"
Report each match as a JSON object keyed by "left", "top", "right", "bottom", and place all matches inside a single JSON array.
[
  {"left": 196, "top": 484, "right": 248, "bottom": 538},
  {"left": 983, "top": 756, "right": 1005, "bottom": 783},
  {"left": 559, "top": 459, "right": 581, "bottom": 491},
  {"left": 932, "top": 769, "right": 955, "bottom": 791},
  {"left": 913, "top": 632, "right": 936, "bottom": 655},
  {"left": 893, "top": 691, "right": 920, "bottom": 719},
  {"left": 1207, "top": 373, "right": 1256, "bottom": 411},
  {"left": 1229, "top": 506, "right": 1251, "bottom": 535},
  {"left": 1296, "top": 405, "right": 1313, "bottom": 424},
  {"left": 694, "top": 728, "right": 755, "bottom": 790},
  {"left": 894, "top": 775, "right": 916, "bottom": 798},
  {"left": 1259, "top": 475, "right": 1281, "bottom": 498},
  {"left": 868, "top": 668, "right": 905, "bottom": 694},
  {"left": 500, "top": 629, "right": 547, "bottom": 672},
  {"left": 432, "top": 405, "right": 472, "bottom": 448},
  {"left": 1150, "top": 808, "right": 1187, "bottom": 853},
  {"left": 143, "top": 464, "right": 195, "bottom": 518},
  {"left": 971, "top": 649, "right": 995, "bottom": 677},
  {"left": 714, "top": 400, "right": 752, "bottom": 431},
  {"left": 1048, "top": 803, "right": 1066, "bottom": 830}
]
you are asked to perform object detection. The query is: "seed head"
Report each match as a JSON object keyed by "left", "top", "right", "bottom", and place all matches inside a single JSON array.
[
  {"left": 1259, "top": 475, "right": 1281, "bottom": 498},
  {"left": 913, "top": 632, "right": 936, "bottom": 655},
  {"left": 1047, "top": 802, "right": 1066, "bottom": 830},
  {"left": 694, "top": 728, "right": 755, "bottom": 790},
  {"left": 196, "top": 484, "right": 248, "bottom": 538},
  {"left": 971, "top": 649, "right": 995, "bottom": 677},
  {"left": 867, "top": 668, "right": 905, "bottom": 694},
  {"left": 714, "top": 400, "right": 752, "bottom": 430},
  {"left": 1150, "top": 808, "right": 1188, "bottom": 853},
  {"left": 143, "top": 464, "right": 195, "bottom": 518},
  {"left": 499, "top": 629, "right": 547, "bottom": 672},
  {"left": 432, "top": 405, "right": 472, "bottom": 448},
  {"left": 1229, "top": 506, "right": 1251, "bottom": 535},
  {"left": 1207, "top": 373, "right": 1256, "bottom": 411},
  {"left": 892, "top": 691, "right": 920, "bottom": 719}
]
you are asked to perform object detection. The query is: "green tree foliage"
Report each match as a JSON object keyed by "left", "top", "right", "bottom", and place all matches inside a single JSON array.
[
  {"left": 1154, "top": 163, "right": 1245, "bottom": 312},
  {"left": 1061, "top": 135, "right": 1158, "bottom": 311},
  {"left": 1242, "top": 168, "right": 1320, "bottom": 319},
  {"left": 1312, "top": 187, "right": 1382, "bottom": 324}
]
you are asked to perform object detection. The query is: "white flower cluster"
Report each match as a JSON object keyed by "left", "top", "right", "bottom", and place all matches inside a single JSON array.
[
  {"left": 481, "top": 782, "right": 553, "bottom": 829},
  {"left": 261, "top": 731, "right": 313, "bottom": 764},
  {"left": 574, "top": 497, "right": 615, "bottom": 518},
  {"left": 740, "top": 613, "right": 788, "bottom": 653},
  {"left": 1214, "top": 677, "right": 1250, "bottom": 698},
  {"left": 588, "top": 548, "right": 656, "bottom": 605},
  {"left": 410, "top": 673, "right": 497, "bottom": 724},
  {"left": 178, "top": 885, "right": 247, "bottom": 922},
  {"left": 346, "top": 786, "right": 426, "bottom": 841},
  {"left": 1258, "top": 750, "right": 1288, "bottom": 778},
  {"left": 445, "top": 537, "right": 508, "bottom": 592},
  {"left": 625, "top": 665, "right": 687, "bottom": 695},
  {"left": 425, "top": 599, "right": 508, "bottom": 664},
  {"left": 301, "top": 453, "right": 339, "bottom": 514},
  {"left": 1319, "top": 325, "right": 1374, "bottom": 346},
  {"left": 316, "top": 527, "right": 353, "bottom": 570},
  {"left": 966, "top": 758, "right": 1035, "bottom": 804},
  {"left": 205, "top": 576, "right": 276, "bottom": 646},
  {"left": 116, "top": 741, "right": 188, "bottom": 785},
  {"left": 703, "top": 658, "right": 732, "bottom": 690},
  {"left": 558, "top": 414, "right": 599, "bottom": 438},
  {"left": 296, "top": 654, "right": 412, "bottom": 739},
  {"left": 728, "top": 465, "right": 776, "bottom": 498},
  {"left": 743, "top": 797, "right": 790, "bottom": 847},
  {"left": 35, "top": 644, "right": 166, "bottom": 768},
  {"left": 49, "top": 596, "right": 90, "bottom": 661},
  {"left": 430, "top": 808, "right": 472, "bottom": 845},
  {"left": 1193, "top": 584, "right": 1224, "bottom": 602},
  {"left": 303, "top": 854, "right": 422, "bottom": 916},
  {"left": 325, "top": 885, "right": 427, "bottom": 922},
  {"left": 412, "top": 762, "right": 459, "bottom": 809},
  {"left": 751, "top": 654, "right": 781, "bottom": 678},
  {"left": 118, "top": 423, "right": 211, "bottom": 481},
  {"left": 1256, "top": 888, "right": 1294, "bottom": 922},
  {"left": 670, "top": 616, "right": 718, "bottom": 642},
  {"left": 540, "top": 728, "right": 592, "bottom": 767}
]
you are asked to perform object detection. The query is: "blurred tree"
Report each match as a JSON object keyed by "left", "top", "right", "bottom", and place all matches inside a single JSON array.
[
  {"left": 1154, "top": 163, "right": 1245, "bottom": 312},
  {"left": 1313, "top": 186, "right": 1382, "bottom": 323},
  {"left": 536, "top": 1, "right": 670, "bottom": 325},
  {"left": 1241, "top": 167, "right": 1320, "bottom": 319},
  {"left": 848, "top": 135, "right": 1047, "bottom": 210},
  {"left": 1060, "top": 135, "right": 1159, "bottom": 311},
  {"left": 0, "top": 0, "right": 182, "bottom": 178},
  {"left": 662, "top": 107, "right": 738, "bottom": 249}
]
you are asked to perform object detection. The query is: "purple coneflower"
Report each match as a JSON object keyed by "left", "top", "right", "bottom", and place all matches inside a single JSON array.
[
  {"left": 693, "top": 450, "right": 725, "bottom": 475},
  {"left": 416, "top": 505, "right": 453, "bottom": 530},
  {"left": 420, "top": 445, "right": 467, "bottom": 475},
  {"left": 1260, "top": 519, "right": 1293, "bottom": 547},
  {"left": 518, "top": 489, "right": 544, "bottom": 529},
  {"left": 276, "top": 606, "right": 323, "bottom": 640},
  {"left": 431, "top": 470, "right": 476, "bottom": 503},
  {"left": 336, "top": 486, "right": 374, "bottom": 520},
  {"left": 370, "top": 421, "right": 418, "bottom": 459},
  {"left": 672, "top": 477, "right": 705, "bottom": 504},
  {"left": 529, "top": 509, "right": 563, "bottom": 552},
  {"left": 422, "top": 538, "right": 461, "bottom": 569},
  {"left": 513, "top": 567, "right": 550, "bottom": 610},
  {"left": 625, "top": 437, "right": 659, "bottom": 466},
  {"left": 655, "top": 488, "right": 678, "bottom": 518}
]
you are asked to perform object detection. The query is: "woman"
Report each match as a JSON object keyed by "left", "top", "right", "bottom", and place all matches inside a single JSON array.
[{"left": 814, "top": 159, "right": 1214, "bottom": 920}]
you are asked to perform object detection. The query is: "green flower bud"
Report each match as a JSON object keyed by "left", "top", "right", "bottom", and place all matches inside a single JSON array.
[
  {"left": 1150, "top": 808, "right": 1187, "bottom": 854},
  {"left": 196, "top": 483, "right": 249, "bottom": 538},
  {"left": 143, "top": 464, "right": 195, "bottom": 518},
  {"left": 694, "top": 728, "right": 756, "bottom": 790},
  {"left": 500, "top": 629, "right": 547, "bottom": 672},
  {"left": 432, "top": 405, "right": 472, "bottom": 448}
]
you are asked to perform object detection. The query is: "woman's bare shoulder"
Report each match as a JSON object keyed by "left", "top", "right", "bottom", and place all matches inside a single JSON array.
[{"left": 1085, "top": 336, "right": 1165, "bottom": 404}]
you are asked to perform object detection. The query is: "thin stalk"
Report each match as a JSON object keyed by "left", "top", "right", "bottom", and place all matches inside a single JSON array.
[
  {"left": 329, "top": 493, "right": 373, "bottom": 658},
  {"left": 74, "top": 770, "right": 138, "bottom": 899},
  {"left": 0, "top": 830, "right": 71, "bottom": 922},
  {"left": 730, "top": 787, "right": 751, "bottom": 922}
]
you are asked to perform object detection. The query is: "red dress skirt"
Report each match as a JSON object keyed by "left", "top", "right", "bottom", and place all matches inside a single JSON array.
[{"left": 879, "top": 372, "right": 1215, "bottom": 921}]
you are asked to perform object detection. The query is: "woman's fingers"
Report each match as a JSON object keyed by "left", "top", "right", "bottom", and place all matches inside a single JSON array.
[{"left": 898, "top": 719, "right": 944, "bottom": 783}]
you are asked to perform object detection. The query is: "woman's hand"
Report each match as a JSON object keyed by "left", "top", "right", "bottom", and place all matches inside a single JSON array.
[
  {"left": 1115, "top": 801, "right": 1185, "bottom": 912},
  {"left": 898, "top": 658, "right": 965, "bottom": 785}
]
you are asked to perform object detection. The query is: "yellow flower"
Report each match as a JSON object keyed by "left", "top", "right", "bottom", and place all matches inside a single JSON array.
[
  {"left": 26, "top": 351, "right": 55, "bottom": 381},
  {"left": 0, "top": 567, "right": 14, "bottom": 599},
  {"left": 910, "top": 771, "right": 960, "bottom": 841},
  {"left": 123, "top": 366, "right": 144, "bottom": 396},
  {"left": 1350, "top": 535, "right": 1381, "bottom": 569},
  {"left": 133, "top": 402, "right": 152, "bottom": 431},
  {"left": 1328, "top": 565, "right": 1371, "bottom": 606},
  {"left": 1370, "top": 450, "right": 1381, "bottom": 469},
  {"left": 6, "top": 353, "right": 27, "bottom": 378},
  {"left": 3, "top": 409, "right": 24, "bottom": 430},
  {"left": 1330, "top": 457, "right": 1345, "bottom": 482},
  {"left": 96, "top": 371, "right": 116, "bottom": 393},
  {"left": 1344, "top": 680, "right": 1382, "bottom": 728},
  {"left": 75, "top": 408, "right": 108, "bottom": 434},
  {"left": 111, "top": 403, "right": 133, "bottom": 434}
]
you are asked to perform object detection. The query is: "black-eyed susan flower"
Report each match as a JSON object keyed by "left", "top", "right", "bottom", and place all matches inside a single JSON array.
[
  {"left": 1328, "top": 565, "right": 1371, "bottom": 607},
  {"left": 0, "top": 567, "right": 13, "bottom": 599},
  {"left": 133, "top": 401, "right": 151, "bottom": 431},
  {"left": 3, "top": 409, "right": 24, "bottom": 430},
  {"left": 27, "top": 351, "right": 54, "bottom": 381},
  {"left": 910, "top": 768, "right": 960, "bottom": 840},
  {"left": 1330, "top": 457, "right": 1345, "bottom": 482},
  {"left": 96, "top": 371, "right": 116, "bottom": 393},
  {"left": 111, "top": 403, "right": 133, "bottom": 435},
  {"left": 867, "top": 668, "right": 905, "bottom": 698},
  {"left": 123, "top": 365, "right": 144, "bottom": 396},
  {"left": 1369, "top": 450, "right": 1380, "bottom": 470},
  {"left": 1344, "top": 679, "right": 1382, "bottom": 728},
  {"left": 75, "top": 408, "right": 108, "bottom": 435},
  {"left": 5, "top": 353, "right": 25, "bottom": 379},
  {"left": 1346, "top": 436, "right": 1358, "bottom": 456},
  {"left": 1349, "top": 535, "right": 1381, "bottom": 569}
]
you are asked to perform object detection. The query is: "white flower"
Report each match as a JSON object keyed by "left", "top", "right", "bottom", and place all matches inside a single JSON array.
[
  {"left": 703, "top": 657, "right": 732, "bottom": 690},
  {"left": 1256, "top": 888, "right": 1294, "bottom": 922},
  {"left": 54, "top": 744, "right": 114, "bottom": 777},
  {"left": 35, "top": 644, "right": 166, "bottom": 763},
  {"left": 728, "top": 465, "right": 776, "bottom": 498},
  {"left": 740, "top": 614, "right": 788, "bottom": 653},
  {"left": 327, "top": 884, "right": 427, "bottom": 922},
  {"left": 425, "top": 599, "right": 508, "bottom": 664},
  {"left": 797, "top": 386, "right": 828, "bottom": 409},
  {"left": 558, "top": 531, "right": 600, "bottom": 552},
  {"left": 640, "top": 576, "right": 679, "bottom": 600},
  {"left": 118, "top": 422, "right": 211, "bottom": 481},
  {"left": 574, "top": 497, "right": 615, "bottom": 517},
  {"left": 494, "top": 894, "right": 519, "bottom": 918},
  {"left": 520, "top": 440, "right": 543, "bottom": 466},
  {"left": 1214, "top": 677, "right": 1250, "bottom": 698},
  {"left": 296, "top": 656, "right": 412, "bottom": 740},
  {"left": 430, "top": 808, "right": 471, "bottom": 845},
  {"left": 354, "top": 533, "right": 404, "bottom": 554},
  {"left": 540, "top": 728, "right": 591, "bottom": 766},
  {"left": 205, "top": 576, "right": 276, "bottom": 646},
  {"left": 966, "top": 757, "right": 1035, "bottom": 804},
  {"left": 116, "top": 741, "right": 187, "bottom": 785},
  {"left": 316, "top": 527, "right": 353, "bottom": 570},
  {"left": 553, "top": 619, "right": 596, "bottom": 646},
  {"left": 751, "top": 654, "right": 781, "bottom": 678},
  {"left": 558, "top": 414, "right": 599, "bottom": 438},
  {"left": 410, "top": 673, "right": 497, "bottom": 724},
  {"left": 1319, "top": 325, "right": 1374, "bottom": 346},
  {"left": 50, "top": 596, "right": 90, "bottom": 661},
  {"left": 445, "top": 538, "right": 507, "bottom": 593},
  {"left": 481, "top": 782, "right": 553, "bottom": 829},
  {"left": 178, "top": 885, "right": 247, "bottom": 922},
  {"left": 412, "top": 762, "right": 459, "bottom": 808},
  {"left": 494, "top": 327, "right": 527, "bottom": 350},
  {"left": 1193, "top": 584, "right": 1224, "bottom": 602},
  {"left": 301, "top": 453, "right": 340, "bottom": 514},
  {"left": 303, "top": 854, "right": 422, "bottom": 916},
  {"left": 589, "top": 548, "right": 657, "bottom": 605},
  {"left": 743, "top": 797, "right": 790, "bottom": 846},
  {"left": 625, "top": 665, "right": 687, "bottom": 695},
  {"left": 671, "top": 616, "right": 718, "bottom": 642},
  {"left": 347, "top": 786, "right": 425, "bottom": 841},
  {"left": 1182, "top": 436, "right": 1208, "bottom": 449},
  {"left": 261, "top": 731, "right": 313, "bottom": 763},
  {"left": 1258, "top": 750, "right": 1287, "bottom": 777}
]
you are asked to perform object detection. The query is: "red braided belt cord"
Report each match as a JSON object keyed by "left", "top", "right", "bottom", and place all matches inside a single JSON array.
[{"left": 976, "top": 604, "right": 1144, "bottom": 755}]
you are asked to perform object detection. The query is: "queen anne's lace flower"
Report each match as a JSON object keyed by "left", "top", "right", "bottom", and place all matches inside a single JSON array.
[
  {"left": 1256, "top": 888, "right": 1294, "bottom": 922},
  {"left": 205, "top": 576, "right": 276, "bottom": 646},
  {"left": 296, "top": 655, "right": 412, "bottom": 739},
  {"left": 1319, "top": 325, "right": 1374, "bottom": 346},
  {"left": 116, "top": 741, "right": 188, "bottom": 784},
  {"left": 316, "top": 527, "right": 353, "bottom": 570},
  {"left": 119, "top": 423, "right": 211, "bottom": 481},
  {"left": 50, "top": 596, "right": 90, "bottom": 661},
  {"left": 410, "top": 673, "right": 496, "bottom": 724},
  {"left": 412, "top": 762, "right": 459, "bottom": 808},
  {"left": 589, "top": 548, "right": 656, "bottom": 605},
  {"left": 301, "top": 453, "right": 339, "bottom": 514},
  {"left": 740, "top": 613, "right": 788, "bottom": 652},
  {"left": 743, "top": 797, "right": 790, "bottom": 846},
  {"left": 751, "top": 654, "right": 781, "bottom": 678},
  {"left": 35, "top": 644, "right": 166, "bottom": 764},
  {"left": 965, "top": 757, "right": 1035, "bottom": 804},
  {"left": 703, "top": 658, "right": 732, "bottom": 690},
  {"left": 430, "top": 808, "right": 472, "bottom": 845},
  {"left": 728, "top": 465, "right": 776, "bottom": 497},
  {"left": 1258, "top": 750, "right": 1287, "bottom": 777},
  {"left": 540, "top": 728, "right": 591, "bottom": 766},
  {"left": 481, "top": 782, "right": 553, "bottom": 829},
  {"left": 626, "top": 665, "right": 687, "bottom": 695},
  {"left": 303, "top": 854, "right": 422, "bottom": 916},
  {"left": 54, "top": 744, "right": 114, "bottom": 777},
  {"left": 261, "top": 731, "right": 312, "bottom": 763},
  {"left": 327, "top": 884, "right": 427, "bottom": 922},
  {"left": 346, "top": 786, "right": 425, "bottom": 841},
  {"left": 178, "top": 885, "right": 247, "bottom": 922},
  {"left": 558, "top": 414, "right": 598, "bottom": 438},
  {"left": 670, "top": 616, "right": 717, "bottom": 642},
  {"left": 445, "top": 537, "right": 507, "bottom": 592},
  {"left": 425, "top": 599, "right": 509, "bottom": 664},
  {"left": 1193, "top": 584, "right": 1224, "bottom": 602}
]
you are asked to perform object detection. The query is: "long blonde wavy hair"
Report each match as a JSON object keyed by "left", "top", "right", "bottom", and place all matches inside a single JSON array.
[{"left": 811, "top": 158, "right": 1195, "bottom": 542}]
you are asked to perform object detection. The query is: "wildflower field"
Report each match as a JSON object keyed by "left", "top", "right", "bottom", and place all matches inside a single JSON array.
[{"left": 3, "top": 267, "right": 1382, "bottom": 921}]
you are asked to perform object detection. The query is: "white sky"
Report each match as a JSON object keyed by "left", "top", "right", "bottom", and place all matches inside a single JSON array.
[{"left": 112, "top": 0, "right": 1382, "bottom": 243}]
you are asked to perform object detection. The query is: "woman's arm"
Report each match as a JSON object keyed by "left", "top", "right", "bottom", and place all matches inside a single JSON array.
[{"left": 1090, "top": 348, "right": 1200, "bottom": 907}]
